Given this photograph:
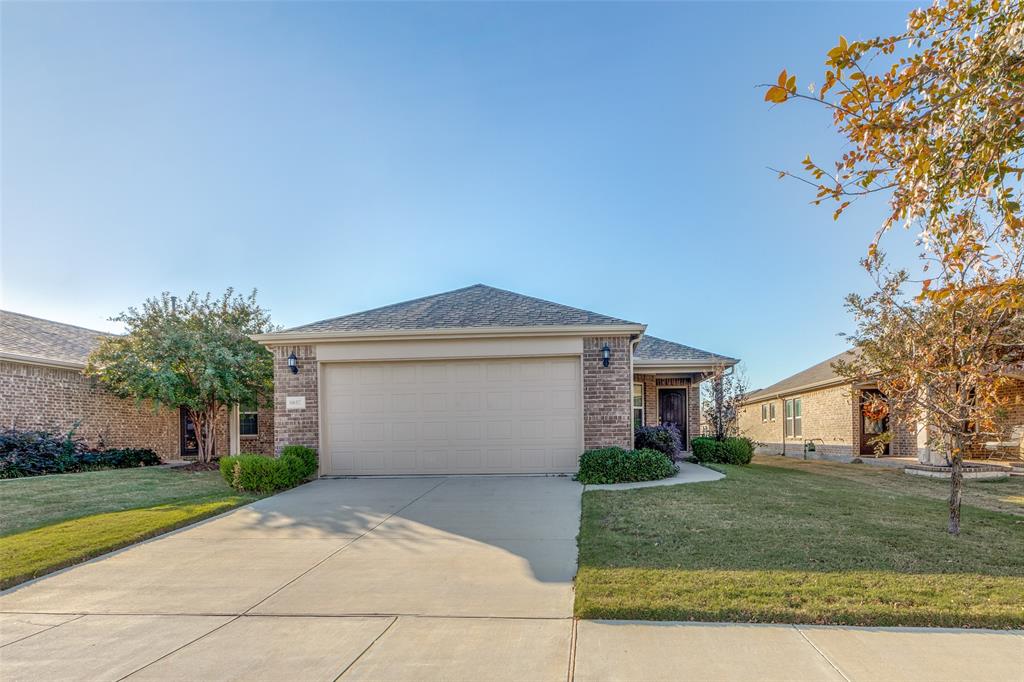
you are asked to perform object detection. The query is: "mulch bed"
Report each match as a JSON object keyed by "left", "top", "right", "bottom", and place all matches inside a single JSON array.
[{"left": 175, "top": 461, "right": 221, "bottom": 472}]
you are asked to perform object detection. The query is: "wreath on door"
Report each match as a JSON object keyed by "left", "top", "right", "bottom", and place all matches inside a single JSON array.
[{"left": 862, "top": 396, "right": 890, "bottom": 421}]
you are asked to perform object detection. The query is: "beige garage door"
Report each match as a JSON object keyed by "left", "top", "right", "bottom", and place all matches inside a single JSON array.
[{"left": 321, "top": 357, "right": 582, "bottom": 475}]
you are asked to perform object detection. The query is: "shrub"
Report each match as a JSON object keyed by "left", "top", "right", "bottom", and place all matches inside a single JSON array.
[
  {"left": 692, "top": 436, "right": 754, "bottom": 465},
  {"left": 77, "top": 448, "right": 161, "bottom": 470},
  {"left": 279, "top": 445, "right": 318, "bottom": 472},
  {"left": 0, "top": 427, "right": 160, "bottom": 478},
  {"left": 577, "top": 447, "right": 678, "bottom": 485},
  {"left": 220, "top": 446, "right": 318, "bottom": 494},
  {"left": 633, "top": 424, "right": 682, "bottom": 460}
]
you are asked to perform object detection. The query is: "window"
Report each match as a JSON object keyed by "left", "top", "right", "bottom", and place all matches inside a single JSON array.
[
  {"left": 239, "top": 402, "right": 258, "bottom": 437},
  {"left": 769, "top": 402, "right": 776, "bottom": 421},
  {"left": 785, "top": 398, "right": 802, "bottom": 437},
  {"left": 633, "top": 382, "right": 644, "bottom": 427},
  {"left": 761, "top": 404, "right": 768, "bottom": 422}
]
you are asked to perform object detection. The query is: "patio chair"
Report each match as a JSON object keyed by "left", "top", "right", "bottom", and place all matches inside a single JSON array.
[{"left": 982, "top": 425, "right": 1024, "bottom": 461}]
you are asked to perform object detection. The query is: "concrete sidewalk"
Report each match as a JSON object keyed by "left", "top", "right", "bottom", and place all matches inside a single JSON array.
[
  {"left": 1, "top": 613, "right": 1020, "bottom": 681},
  {"left": 573, "top": 620, "right": 1024, "bottom": 682}
]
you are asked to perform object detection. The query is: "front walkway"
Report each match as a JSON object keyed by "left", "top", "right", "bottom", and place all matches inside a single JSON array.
[{"left": 0, "top": 476, "right": 1020, "bottom": 680}]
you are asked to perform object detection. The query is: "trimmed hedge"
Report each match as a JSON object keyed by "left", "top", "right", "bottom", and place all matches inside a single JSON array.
[
  {"left": 691, "top": 436, "right": 754, "bottom": 465},
  {"left": 0, "top": 427, "right": 160, "bottom": 478},
  {"left": 220, "top": 445, "right": 318, "bottom": 494},
  {"left": 634, "top": 424, "right": 682, "bottom": 459},
  {"left": 577, "top": 447, "right": 678, "bottom": 485}
]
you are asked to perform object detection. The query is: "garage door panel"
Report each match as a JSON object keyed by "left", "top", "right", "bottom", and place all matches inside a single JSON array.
[
  {"left": 422, "top": 422, "right": 448, "bottom": 440},
  {"left": 392, "top": 423, "right": 417, "bottom": 441},
  {"left": 422, "top": 394, "right": 448, "bottom": 411},
  {"left": 322, "top": 357, "right": 582, "bottom": 475}
]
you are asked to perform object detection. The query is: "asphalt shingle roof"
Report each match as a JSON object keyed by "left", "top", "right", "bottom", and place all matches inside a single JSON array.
[
  {"left": 0, "top": 310, "right": 110, "bottom": 366},
  {"left": 741, "top": 349, "right": 858, "bottom": 403},
  {"left": 633, "top": 335, "right": 737, "bottom": 364},
  {"left": 281, "top": 284, "right": 641, "bottom": 333}
]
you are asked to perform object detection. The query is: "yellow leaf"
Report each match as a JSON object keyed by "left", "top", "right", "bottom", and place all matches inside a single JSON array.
[
  {"left": 777, "top": 69, "right": 788, "bottom": 87},
  {"left": 786, "top": 75, "right": 796, "bottom": 92},
  {"left": 764, "top": 86, "right": 788, "bottom": 103}
]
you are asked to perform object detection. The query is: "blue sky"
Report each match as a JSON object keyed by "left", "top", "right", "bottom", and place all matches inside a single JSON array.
[{"left": 1, "top": 1, "right": 919, "bottom": 390}]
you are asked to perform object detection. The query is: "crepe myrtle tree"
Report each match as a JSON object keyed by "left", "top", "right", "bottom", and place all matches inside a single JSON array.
[
  {"left": 764, "top": 0, "right": 1024, "bottom": 534},
  {"left": 701, "top": 364, "right": 747, "bottom": 441},
  {"left": 85, "top": 290, "right": 276, "bottom": 463}
]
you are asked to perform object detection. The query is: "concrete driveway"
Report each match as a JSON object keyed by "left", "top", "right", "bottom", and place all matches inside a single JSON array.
[
  {"left": 3, "top": 474, "right": 1022, "bottom": 681},
  {"left": 0, "top": 476, "right": 581, "bottom": 681}
]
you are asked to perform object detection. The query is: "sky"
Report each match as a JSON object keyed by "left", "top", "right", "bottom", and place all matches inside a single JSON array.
[{"left": 1, "top": 1, "right": 921, "bottom": 390}]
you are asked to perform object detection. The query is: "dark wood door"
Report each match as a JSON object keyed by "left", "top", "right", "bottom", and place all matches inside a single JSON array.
[
  {"left": 180, "top": 407, "right": 199, "bottom": 458},
  {"left": 659, "top": 389, "right": 687, "bottom": 445},
  {"left": 860, "top": 390, "right": 890, "bottom": 456}
]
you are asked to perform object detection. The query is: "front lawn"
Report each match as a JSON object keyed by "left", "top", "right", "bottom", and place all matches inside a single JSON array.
[
  {"left": 0, "top": 467, "right": 260, "bottom": 588},
  {"left": 576, "top": 456, "right": 1024, "bottom": 628}
]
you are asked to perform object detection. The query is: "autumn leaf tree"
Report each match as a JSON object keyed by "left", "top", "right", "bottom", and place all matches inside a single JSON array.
[
  {"left": 765, "top": 0, "right": 1024, "bottom": 534},
  {"left": 86, "top": 290, "right": 276, "bottom": 463},
  {"left": 701, "top": 364, "right": 748, "bottom": 441}
]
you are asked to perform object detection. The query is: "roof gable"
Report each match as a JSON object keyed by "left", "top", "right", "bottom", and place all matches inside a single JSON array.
[
  {"left": 280, "top": 284, "right": 640, "bottom": 334},
  {"left": 0, "top": 310, "right": 110, "bottom": 367},
  {"left": 742, "top": 349, "right": 857, "bottom": 402},
  {"left": 633, "top": 335, "right": 737, "bottom": 365}
]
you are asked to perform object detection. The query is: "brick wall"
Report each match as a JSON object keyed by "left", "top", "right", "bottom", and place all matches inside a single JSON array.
[
  {"left": 968, "top": 377, "right": 1024, "bottom": 459},
  {"left": 739, "top": 382, "right": 924, "bottom": 459},
  {"left": 738, "top": 384, "right": 856, "bottom": 457},
  {"left": 237, "top": 402, "right": 276, "bottom": 456},
  {"left": 634, "top": 373, "right": 701, "bottom": 451},
  {"left": 583, "top": 336, "right": 633, "bottom": 449},
  {"left": 1, "top": 359, "right": 182, "bottom": 459},
  {"left": 0, "top": 359, "right": 272, "bottom": 460},
  {"left": 271, "top": 345, "right": 320, "bottom": 454}
]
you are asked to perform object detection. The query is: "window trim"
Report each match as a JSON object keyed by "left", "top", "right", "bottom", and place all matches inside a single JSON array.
[
  {"left": 784, "top": 397, "right": 802, "bottom": 438},
  {"left": 239, "top": 403, "right": 259, "bottom": 438},
  {"left": 761, "top": 404, "right": 768, "bottom": 423},
  {"left": 632, "top": 382, "right": 645, "bottom": 427},
  {"left": 769, "top": 402, "right": 776, "bottom": 422}
]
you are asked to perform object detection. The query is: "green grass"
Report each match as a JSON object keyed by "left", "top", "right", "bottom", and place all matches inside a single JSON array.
[
  {"left": 0, "top": 467, "right": 240, "bottom": 536},
  {"left": 575, "top": 456, "right": 1024, "bottom": 628},
  {"left": 0, "top": 468, "right": 260, "bottom": 589}
]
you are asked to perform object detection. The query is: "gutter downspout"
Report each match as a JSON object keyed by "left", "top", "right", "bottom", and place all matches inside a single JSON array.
[{"left": 629, "top": 335, "right": 642, "bottom": 445}]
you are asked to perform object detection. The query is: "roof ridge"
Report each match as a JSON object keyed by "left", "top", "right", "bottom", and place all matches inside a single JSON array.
[
  {"left": 279, "top": 283, "right": 639, "bottom": 333},
  {"left": 470, "top": 284, "right": 640, "bottom": 326},
  {"left": 280, "top": 284, "right": 487, "bottom": 332},
  {"left": 0, "top": 309, "right": 112, "bottom": 336}
]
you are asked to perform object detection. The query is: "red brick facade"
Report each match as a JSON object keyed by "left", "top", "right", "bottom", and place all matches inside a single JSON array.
[
  {"left": 0, "top": 359, "right": 274, "bottom": 460},
  {"left": 582, "top": 336, "right": 634, "bottom": 450},
  {"left": 271, "top": 345, "right": 320, "bottom": 455}
]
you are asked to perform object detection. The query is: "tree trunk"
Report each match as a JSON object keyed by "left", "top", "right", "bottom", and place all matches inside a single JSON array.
[
  {"left": 947, "top": 438, "right": 963, "bottom": 536},
  {"left": 190, "top": 407, "right": 217, "bottom": 464}
]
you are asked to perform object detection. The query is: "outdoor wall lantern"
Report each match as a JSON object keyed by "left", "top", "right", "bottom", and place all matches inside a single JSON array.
[
  {"left": 601, "top": 344, "right": 611, "bottom": 368},
  {"left": 288, "top": 351, "right": 299, "bottom": 374}
]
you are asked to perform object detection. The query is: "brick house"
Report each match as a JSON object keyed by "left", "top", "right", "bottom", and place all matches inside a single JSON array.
[
  {"left": 0, "top": 310, "right": 274, "bottom": 459},
  {"left": 256, "top": 284, "right": 737, "bottom": 475},
  {"left": 738, "top": 350, "right": 1024, "bottom": 462}
]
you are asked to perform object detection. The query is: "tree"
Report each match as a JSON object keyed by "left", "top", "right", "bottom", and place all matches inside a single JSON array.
[
  {"left": 765, "top": 0, "right": 1024, "bottom": 534},
  {"left": 86, "top": 290, "right": 276, "bottom": 463},
  {"left": 835, "top": 265, "right": 1023, "bottom": 534},
  {"left": 701, "top": 364, "right": 748, "bottom": 441}
]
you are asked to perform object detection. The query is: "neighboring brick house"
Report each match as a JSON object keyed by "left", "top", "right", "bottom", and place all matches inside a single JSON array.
[
  {"left": 0, "top": 310, "right": 273, "bottom": 460},
  {"left": 256, "top": 284, "right": 737, "bottom": 476},
  {"left": 738, "top": 350, "right": 1024, "bottom": 462}
]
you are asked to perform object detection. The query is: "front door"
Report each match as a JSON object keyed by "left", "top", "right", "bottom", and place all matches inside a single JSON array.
[
  {"left": 659, "top": 389, "right": 688, "bottom": 447},
  {"left": 860, "top": 390, "right": 890, "bottom": 456},
  {"left": 180, "top": 407, "right": 199, "bottom": 458}
]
